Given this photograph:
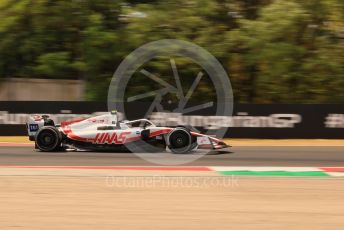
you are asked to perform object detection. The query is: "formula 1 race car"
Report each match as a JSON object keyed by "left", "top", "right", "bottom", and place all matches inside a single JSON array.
[{"left": 26, "top": 111, "right": 229, "bottom": 153}]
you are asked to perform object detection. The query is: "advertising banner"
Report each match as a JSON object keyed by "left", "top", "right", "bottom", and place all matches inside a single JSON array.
[{"left": 0, "top": 102, "right": 343, "bottom": 138}]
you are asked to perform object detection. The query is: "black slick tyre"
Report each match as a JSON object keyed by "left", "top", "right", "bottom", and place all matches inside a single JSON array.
[
  {"left": 168, "top": 128, "right": 193, "bottom": 154},
  {"left": 35, "top": 126, "right": 62, "bottom": 152}
]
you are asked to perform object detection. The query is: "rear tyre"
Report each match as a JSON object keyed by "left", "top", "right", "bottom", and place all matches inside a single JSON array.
[
  {"left": 35, "top": 126, "right": 62, "bottom": 152},
  {"left": 168, "top": 128, "right": 193, "bottom": 154}
]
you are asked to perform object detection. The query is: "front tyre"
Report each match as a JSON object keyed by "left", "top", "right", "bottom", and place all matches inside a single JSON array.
[
  {"left": 168, "top": 128, "right": 193, "bottom": 154},
  {"left": 35, "top": 126, "right": 62, "bottom": 152}
]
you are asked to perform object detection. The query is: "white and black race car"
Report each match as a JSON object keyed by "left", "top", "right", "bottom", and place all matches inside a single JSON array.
[{"left": 27, "top": 111, "right": 229, "bottom": 153}]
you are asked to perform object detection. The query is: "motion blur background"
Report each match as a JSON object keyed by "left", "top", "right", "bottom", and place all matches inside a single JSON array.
[
  {"left": 0, "top": 0, "right": 343, "bottom": 138},
  {"left": 1, "top": 0, "right": 343, "bottom": 102}
]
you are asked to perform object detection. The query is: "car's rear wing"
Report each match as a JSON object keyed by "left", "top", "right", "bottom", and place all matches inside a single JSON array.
[{"left": 26, "top": 115, "right": 55, "bottom": 141}]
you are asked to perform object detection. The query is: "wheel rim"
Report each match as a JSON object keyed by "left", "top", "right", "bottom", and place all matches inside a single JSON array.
[
  {"left": 174, "top": 136, "right": 186, "bottom": 148},
  {"left": 176, "top": 138, "right": 183, "bottom": 145}
]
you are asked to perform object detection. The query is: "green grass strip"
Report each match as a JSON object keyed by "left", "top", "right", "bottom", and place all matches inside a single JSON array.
[{"left": 219, "top": 171, "right": 329, "bottom": 177}]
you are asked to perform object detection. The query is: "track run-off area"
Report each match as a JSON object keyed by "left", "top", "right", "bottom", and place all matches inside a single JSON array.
[{"left": 1, "top": 142, "right": 344, "bottom": 229}]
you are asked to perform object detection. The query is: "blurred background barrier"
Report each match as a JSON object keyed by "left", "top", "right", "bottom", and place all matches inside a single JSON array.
[
  {"left": 0, "top": 78, "right": 84, "bottom": 101},
  {"left": 0, "top": 102, "right": 343, "bottom": 138}
]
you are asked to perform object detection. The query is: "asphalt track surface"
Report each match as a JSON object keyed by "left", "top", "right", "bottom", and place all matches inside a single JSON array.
[{"left": 0, "top": 146, "right": 343, "bottom": 166}]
